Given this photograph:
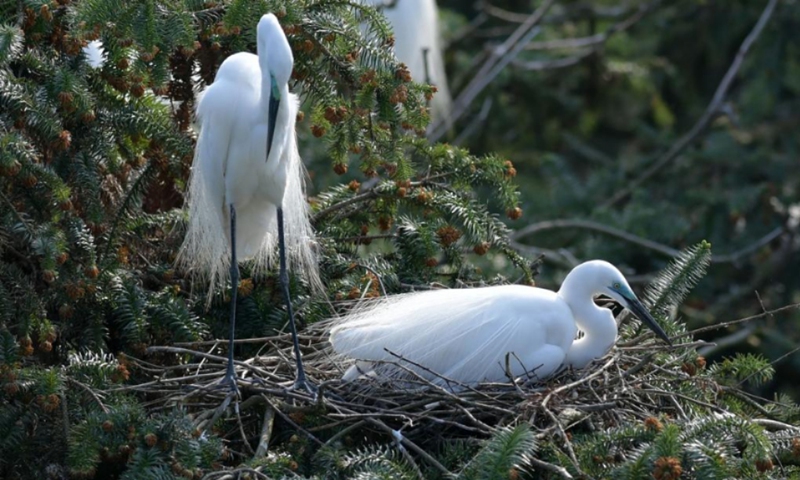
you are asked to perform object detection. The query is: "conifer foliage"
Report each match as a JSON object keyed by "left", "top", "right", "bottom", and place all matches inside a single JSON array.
[{"left": 0, "top": 0, "right": 798, "bottom": 479}]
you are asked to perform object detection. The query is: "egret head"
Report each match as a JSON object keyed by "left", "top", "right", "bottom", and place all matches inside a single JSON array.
[
  {"left": 257, "top": 14, "right": 294, "bottom": 88},
  {"left": 257, "top": 14, "right": 294, "bottom": 158},
  {"left": 569, "top": 260, "right": 672, "bottom": 345}
]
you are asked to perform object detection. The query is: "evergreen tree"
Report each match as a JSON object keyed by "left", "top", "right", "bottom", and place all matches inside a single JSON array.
[{"left": 1, "top": 0, "right": 798, "bottom": 479}]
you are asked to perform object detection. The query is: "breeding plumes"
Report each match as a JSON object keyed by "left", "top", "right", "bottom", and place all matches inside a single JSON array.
[
  {"left": 330, "top": 260, "right": 671, "bottom": 386},
  {"left": 367, "top": 0, "right": 452, "bottom": 123},
  {"left": 178, "top": 14, "right": 320, "bottom": 393}
]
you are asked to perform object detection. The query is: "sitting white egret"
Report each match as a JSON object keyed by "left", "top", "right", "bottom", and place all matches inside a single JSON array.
[
  {"left": 330, "top": 260, "right": 671, "bottom": 386},
  {"left": 178, "top": 14, "right": 320, "bottom": 393}
]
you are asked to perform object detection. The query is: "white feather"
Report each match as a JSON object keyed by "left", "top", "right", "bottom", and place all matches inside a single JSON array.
[
  {"left": 366, "top": 0, "right": 452, "bottom": 123},
  {"left": 331, "top": 285, "right": 575, "bottom": 385},
  {"left": 177, "top": 19, "right": 320, "bottom": 304},
  {"left": 329, "top": 261, "right": 672, "bottom": 386},
  {"left": 82, "top": 40, "right": 105, "bottom": 69}
]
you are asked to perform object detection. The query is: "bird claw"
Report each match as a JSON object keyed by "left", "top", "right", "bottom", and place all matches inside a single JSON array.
[
  {"left": 288, "top": 377, "right": 318, "bottom": 399},
  {"left": 196, "top": 367, "right": 240, "bottom": 398},
  {"left": 219, "top": 372, "right": 240, "bottom": 397},
  {"left": 197, "top": 374, "right": 242, "bottom": 433}
]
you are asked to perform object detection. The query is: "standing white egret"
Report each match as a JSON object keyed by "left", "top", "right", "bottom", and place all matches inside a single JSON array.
[
  {"left": 178, "top": 14, "right": 320, "bottom": 393},
  {"left": 330, "top": 260, "right": 671, "bottom": 386},
  {"left": 367, "top": 0, "right": 452, "bottom": 123}
]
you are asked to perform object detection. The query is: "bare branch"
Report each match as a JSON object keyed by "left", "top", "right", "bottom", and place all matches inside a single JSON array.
[
  {"left": 482, "top": 1, "right": 631, "bottom": 24},
  {"left": 602, "top": 0, "right": 779, "bottom": 207},
  {"left": 514, "top": 0, "right": 661, "bottom": 71},
  {"left": 512, "top": 51, "right": 593, "bottom": 71},
  {"left": 511, "top": 218, "right": 786, "bottom": 264},
  {"left": 428, "top": 0, "right": 557, "bottom": 141}
]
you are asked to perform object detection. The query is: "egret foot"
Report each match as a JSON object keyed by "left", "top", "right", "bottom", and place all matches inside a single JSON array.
[
  {"left": 218, "top": 364, "right": 240, "bottom": 397},
  {"left": 200, "top": 375, "right": 242, "bottom": 433},
  {"left": 289, "top": 376, "right": 317, "bottom": 397},
  {"left": 193, "top": 368, "right": 240, "bottom": 399}
]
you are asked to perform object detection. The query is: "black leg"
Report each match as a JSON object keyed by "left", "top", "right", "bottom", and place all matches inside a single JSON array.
[
  {"left": 224, "top": 204, "right": 239, "bottom": 394},
  {"left": 277, "top": 207, "right": 313, "bottom": 393}
]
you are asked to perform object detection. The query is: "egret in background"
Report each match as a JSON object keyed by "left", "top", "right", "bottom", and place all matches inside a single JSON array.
[
  {"left": 367, "top": 0, "right": 452, "bottom": 123},
  {"left": 330, "top": 260, "right": 671, "bottom": 386},
  {"left": 179, "top": 14, "right": 320, "bottom": 393}
]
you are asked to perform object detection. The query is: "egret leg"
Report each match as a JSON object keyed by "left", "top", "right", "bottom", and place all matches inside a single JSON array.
[
  {"left": 277, "top": 207, "right": 314, "bottom": 394},
  {"left": 223, "top": 204, "right": 239, "bottom": 395}
]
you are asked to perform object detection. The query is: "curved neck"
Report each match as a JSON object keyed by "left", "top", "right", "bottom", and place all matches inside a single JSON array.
[{"left": 559, "top": 287, "right": 618, "bottom": 368}]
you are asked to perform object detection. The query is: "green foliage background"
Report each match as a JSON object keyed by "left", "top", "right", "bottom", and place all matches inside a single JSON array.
[
  {"left": 432, "top": 0, "right": 800, "bottom": 398},
  {"left": 0, "top": 0, "right": 799, "bottom": 478}
]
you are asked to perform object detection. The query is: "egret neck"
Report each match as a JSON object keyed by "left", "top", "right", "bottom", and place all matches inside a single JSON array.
[{"left": 559, "top": 276, "right": 617, "bottom": 368}]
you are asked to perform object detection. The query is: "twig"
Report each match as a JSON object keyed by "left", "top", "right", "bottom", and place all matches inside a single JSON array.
[
  {"left": 541, "top": 406, "right": 585, "bottom": 476},
  {"left": 235, "top": 401, "right": 254, "bottom": 456},
  {"left": 312, "top": 189, "right": 380, "bottom": 225},
  {"left": 321, "top": 420, "right": 366, "bottom": 448},
  {"left": 481, "top": 1, "right": 630, "bottom": 24},
  {"left": 445, "top": 12, "right": 488, "bottom": 49},
  {"left": 515, "top": 1, "right": 660, "bottom": 71},
  {"left": 513, "top": 51, "right": 593, "bottom": 71},
  {"left": 601, "top": 0, "right": 779, "bottom": 207},
  {"left": 355, "top": 263, "right": 388, "bottom": 296},
  {"left": 737, "top": 344, "right": 800, "bottom": 388},
  {"left": 253, "top": 400, "right": 275, "bottom": 459},
  {"left": 60, "top": 391, "right": 70, "bottom": 446},
  {"left": 453, "top": 98, "right": 493, "bottom": 146},
  {"left": 146, "top": 346, "right": 284, "bottom": 382},
  {"left": 697, "top": 325, "right": 756, "bottom": 356},
  {"left": 312, "top": 174, "right": 450, "bottom": 225},
  {"left": 543, "top": 355, "right": 617, "bottom": 402},
  {"left": 363, "top": 416, "right": 452, "bottom": 475},
  {"left": 266, "top": 398, "right": 324, "bottom": 447},
  {"left": 202, "top": 467, "right": 273, "bottom": 480},
  {"left": 511, "top": 219, "right": 785, "bottom": 264},
  {"left": 621, "top": 353, "right": 655, "bottom": 378},
  {"left": 69, "top": 378, "right": 109, "bottom": 413},
  {"left": 529, "top": 456, "right": 574, "bottom": 479},
  {"left": 639, "top": 386, "right": 724, "bottom": 412},
  {"left": 513, "top": 219, "right": 679, "bottom": 257},
  {"left": 679, "top": 303, "right": 800, "bottom": 339},
  {"left": 334, "top": 233, "right": 396, "bottom": 243},
  {"left": 428, "top": 0, "right": 556, "bottom": 140},
  {"left": 174, "top": 333, "right": 327, "bottom": 348},
  {"left": 752, "top": 418, "right": 800, "bottom": 431}
]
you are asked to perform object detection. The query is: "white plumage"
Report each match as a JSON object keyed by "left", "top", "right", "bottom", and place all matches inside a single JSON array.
[
  {"left": 177, "top": 14, "right": 319, "bottom": 391},
  {"left": 178, "top": 15, "right": 319, "bottom": 298},
  {"left": 330, "top": 260, "right": 671, "bottom": 386},
  {"left": 367, "top": 0, "right": 452, "bottom": 123},
  {"left": 82, "top": 40, "right": 105, "bottom": 69}
]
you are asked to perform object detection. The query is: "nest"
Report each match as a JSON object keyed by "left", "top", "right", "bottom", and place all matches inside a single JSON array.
[{"left": 129, "top": 330, "right": 712, "bottom": 477}]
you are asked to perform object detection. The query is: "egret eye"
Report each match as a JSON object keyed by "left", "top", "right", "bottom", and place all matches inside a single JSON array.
[{"left": 613, "top": 282, "right": 621, "bottom": 290}]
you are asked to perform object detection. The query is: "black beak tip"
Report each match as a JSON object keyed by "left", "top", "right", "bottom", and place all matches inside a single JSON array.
[
  {"left": 267, "top": 94, "right": 280, "bottom": 158},
  {"left": 627, "top": 297, "right": 672, "bottom": 346}
]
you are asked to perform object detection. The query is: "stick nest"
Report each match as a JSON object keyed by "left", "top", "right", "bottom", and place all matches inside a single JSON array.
[{"left": 131, "top": 330, "right": 712, "bottom": 475}]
